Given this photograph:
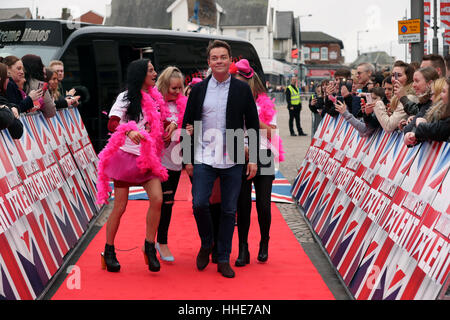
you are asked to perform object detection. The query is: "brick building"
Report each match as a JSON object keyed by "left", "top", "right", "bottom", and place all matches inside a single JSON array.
[{"left": 300, "top": 31, "right": 345, "bottom": 87}]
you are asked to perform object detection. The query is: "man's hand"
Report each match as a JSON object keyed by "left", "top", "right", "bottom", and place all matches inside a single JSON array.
[
  {"left": 416, "top": 117, "right": 427, "bottom": 126},
  {"left": 404, "top": 132, "right": 417, "bottom": 146},
  {"left": 246, "top": 163, "right": 257, "bottom": 180},
  {"left": 185, "top": 164, "right": 194, "bottom": 177}
]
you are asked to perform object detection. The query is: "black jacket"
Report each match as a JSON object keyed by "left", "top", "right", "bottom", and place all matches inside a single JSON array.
[
  {"left": 0, "top": 95, "right": 24, "bottom": 139},
  {"left": 182, "top": 75, "right": 260, "bottom": 165},
  {"left": 403, "top": 99, "right": 433, "bottom": 134},
  {"left": 415, "top": 118, "right": 450, "bottom": 142},
  {"left": 5, "top": 78, "right": 34, "bottom": 113}
]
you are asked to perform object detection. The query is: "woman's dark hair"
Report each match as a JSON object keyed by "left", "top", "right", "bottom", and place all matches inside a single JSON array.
[
  {"left": 3, "top": 55, "right": 20, "bottom": 68},
  {"left": 22, "top": 54, "right": 45, "bottom": 82},
  {"left": 124, "top": 59, "right": 150, "bottom": 122},
  {"left": 393, "top": 60, "right": 415, "bottom": 85},
  {"left": 0, "top": 63, "right": 8, "bottom": 94}
]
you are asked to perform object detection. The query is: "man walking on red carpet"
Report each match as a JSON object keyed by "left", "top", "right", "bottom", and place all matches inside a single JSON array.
[{"left": 182, "top": 40, "right": 260, "bottom": 278}]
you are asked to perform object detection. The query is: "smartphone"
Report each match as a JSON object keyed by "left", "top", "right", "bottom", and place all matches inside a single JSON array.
[
  {"left": 311, "top": 94, "right": 315, "bottom": 100},
  {"left": 42, "top": 82, "right": 48, "bottom": 94},
  {"left": 336, "top": 96, "right": 344, "bottom": 103},
  {"left": 394, "top": 72, "right": 399, "bottom": 81},
  {"left": 365, "top": 93, "right": 373, "bottom": 104}
]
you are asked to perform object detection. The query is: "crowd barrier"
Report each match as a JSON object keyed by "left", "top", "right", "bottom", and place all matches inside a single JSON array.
[
  {"left": 0, "top": 108, "right": 99, "bottom": 300},
  {"left": 291, "top": 114, "right": 449, "bottom": 300}
]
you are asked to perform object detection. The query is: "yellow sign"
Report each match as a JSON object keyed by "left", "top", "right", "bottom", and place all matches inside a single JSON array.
[{"left": 398, "top": 19, "right": 421, "bottom": 35}]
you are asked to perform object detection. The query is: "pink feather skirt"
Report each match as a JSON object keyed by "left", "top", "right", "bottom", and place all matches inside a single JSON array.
[{"left": 103, "top": 149, "right": 157, "bottom": 187}]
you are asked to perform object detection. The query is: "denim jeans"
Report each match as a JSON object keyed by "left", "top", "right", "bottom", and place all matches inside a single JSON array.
[{"left": 192, "top": 163, "right": 244, "bottom": 263}]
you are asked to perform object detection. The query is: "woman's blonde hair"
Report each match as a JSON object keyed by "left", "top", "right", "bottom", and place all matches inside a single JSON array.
[
  {"left": 156, "top": 66, "right": 184, "bottom": 98},
  {"left": 424, "top": 77, "right": 449, "bottom": 122}
]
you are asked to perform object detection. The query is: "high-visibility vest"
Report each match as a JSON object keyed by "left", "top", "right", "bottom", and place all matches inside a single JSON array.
[{"left": 288, "top": 85, "right": 301, "bottom": 105}]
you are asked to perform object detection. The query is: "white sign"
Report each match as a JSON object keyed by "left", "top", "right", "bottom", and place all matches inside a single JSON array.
[{"left": 399, "top": 33, "right": 421, "bottom": 44}]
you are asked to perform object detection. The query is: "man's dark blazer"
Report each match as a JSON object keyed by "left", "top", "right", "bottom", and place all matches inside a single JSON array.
[{"left": 182, "top": 74, "right": 260, "bottom": 165}]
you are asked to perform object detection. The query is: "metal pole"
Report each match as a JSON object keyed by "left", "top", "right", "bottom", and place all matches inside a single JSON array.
[
  {"left": 411, "top": 0, "right": 425, "bottom": 63},
  {"left": 433, "top": 0, "right": 439, "bottom": 54}
]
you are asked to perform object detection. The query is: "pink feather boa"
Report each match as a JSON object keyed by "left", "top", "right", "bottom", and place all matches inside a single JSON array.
[
  {"left": 256, "top": 93, "right": 285, "bottom": 163},
  {"left": 96, "top": 86, "right": 170, "bottom": 205}
]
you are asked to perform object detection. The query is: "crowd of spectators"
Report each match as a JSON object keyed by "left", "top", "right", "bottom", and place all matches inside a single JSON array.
[
  {"left": 309, "top": 53, "right": 450, "bottom": 144},
  {"left": 0, "top": 54, "right": 80, "bottom": 139}
]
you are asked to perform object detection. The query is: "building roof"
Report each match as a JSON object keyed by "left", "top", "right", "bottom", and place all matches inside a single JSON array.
[
  {"left": 275, "top": 11, "right": 294, "bottom": 40},
  {"left": 217, "top": 0, "right": 268, "bottom": 27},
  {"left": 0, "top": 8, "right": 32, "bottom": 20},
  {"left": 300, "top": 31, "right": 344, "bottom": 49},
  {"left": 105, "top": 0, "right": 171, "bottom": 29},
  {"left": 351, "top": 51, "right": 395, "bottom": 68}
]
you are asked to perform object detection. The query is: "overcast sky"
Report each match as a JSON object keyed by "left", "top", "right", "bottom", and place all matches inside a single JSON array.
[{"left": 3, "top": 0, "right": 440, "bottom": 63}]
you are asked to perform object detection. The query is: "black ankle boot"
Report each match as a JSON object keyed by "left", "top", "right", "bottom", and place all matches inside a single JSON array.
[
  {"left": 257, "top": 239, "right": 269, "bottom": 263},
  {"left": 235, "top": 243, "right": 250, "bottom": 267},
  {"left": 101, "top": 244, "right": 120, "bottom": 272},
  {"left": 144, "top": 240, "right": 160, "bottom": 272}
]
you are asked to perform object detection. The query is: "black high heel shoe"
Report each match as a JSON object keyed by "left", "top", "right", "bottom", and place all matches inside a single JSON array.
[
  {"left": 101, "top": 244, "right": 121, "bottom": 272},
  {"left": 235, "top": 243, "right": 250, "bottom": 267},
  {"left": 143, "top": 240, "right": 160, "bottom": 272},
  {"left": 257, "top": 239, "right": 269, "bottom": 263}
]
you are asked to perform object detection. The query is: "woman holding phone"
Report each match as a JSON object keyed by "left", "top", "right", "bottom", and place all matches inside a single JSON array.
[{"left": 374, "top": 60, "right": 417, "bottom": 133}]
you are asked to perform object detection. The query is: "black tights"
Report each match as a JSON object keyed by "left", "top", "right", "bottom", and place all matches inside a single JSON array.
[
  {"left": 157, "top": 170, "right": 181, "bottom": 244},
  {"left": 236, "top": 174, "right": 274, "bottom": 244}
]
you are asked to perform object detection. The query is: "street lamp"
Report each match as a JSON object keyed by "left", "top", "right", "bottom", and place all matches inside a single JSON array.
[
  {"left": 357, "top": 29, "right": 369, "bottom": 58},
  {"left": 298, "top": 14, "right": 312, "bottom": 88}
]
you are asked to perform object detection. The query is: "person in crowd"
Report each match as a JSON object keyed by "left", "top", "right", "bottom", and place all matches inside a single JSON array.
[
  {"left": 285, "top": 76, "right": 307, "bottom": 136},
  {"left": 45, "top": 68, "right": 80, "bottom": 109},
  {"left": 231, "top": 59, "right": 284, "bottom": 267},
  {"left": 4, "top": 55, "right": 43, "bottom": 114},
  {"left": 154, "top": 66, "right": 187, "bottom": 262},
  {"left": 49, "top": 60, "right": 81, "bottom": 107},
  {"left": 445, "top": 55, "right": 450, "bottom": 77},
  {"left": 309, "top": 82, "right": 325, "bottom": 117},
  {"left": 0, "top": 62, "right": 23, "bottom": 139},
  {"left": 404, "top": 77, "right": 450, "bottom": 145},
  {"left": 421, "top": 54, "right": 447, "bottom": 78},
  {"left": 182, "top": 40, "right": 260, "bottom": 278},
  {"left": 409, "top": 61, "right": 421, "bottom": 72},
  {"left": 355, "top": 62, "right": 375, "bottom": 92},
  {"left": 335, "top": 86, "right": 385, "bottom": 137},
  {"left": 397, "top": 66, "right": 440, "bottom": 119},
  {"left": 49, "top": 60, "right": 66, "bottom": 96},
  {"left": 374, "top": 60, "right": 417, "bottom": 133},
  {"left": 98, "top": 59, "right": 173, "bottom": 273},
  {"left": 184, "top": 77, "right": 202, "bottom": 97},
  {"left": 402, "top": 73, "right": 443, "bottom": 136},
  {"left": 322, "top": 68, "right": 352, "bottom": 117},
  {"left": 383, "top": 76, "right": 394, "bottom": 102},
  {"left": 21, "top": 54, "right": 56, "bottom": 118}
]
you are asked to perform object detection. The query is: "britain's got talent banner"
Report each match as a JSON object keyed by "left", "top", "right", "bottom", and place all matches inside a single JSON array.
[
  {"left": 292, "top": 114, "right": 449, "bottom": 300},
  {"left": 0, "top": 108, "right": 99, "bottom": 300}
]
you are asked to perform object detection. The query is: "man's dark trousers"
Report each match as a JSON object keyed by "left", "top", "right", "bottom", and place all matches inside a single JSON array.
[{"left": 192, "top": 163, "right": 244, "bottom": 263}]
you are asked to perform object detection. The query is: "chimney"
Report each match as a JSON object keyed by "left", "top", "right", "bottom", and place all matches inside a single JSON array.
[{"left": 61, "top": 8, "right": 71, "bottom": 20}]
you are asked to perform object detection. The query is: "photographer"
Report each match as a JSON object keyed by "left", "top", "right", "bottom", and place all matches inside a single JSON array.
[{"left": 322, "top": 68, "right": 353, "bottom": 117}]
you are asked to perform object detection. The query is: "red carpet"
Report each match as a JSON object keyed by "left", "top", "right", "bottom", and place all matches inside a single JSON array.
[{"left": 52, "top": 171, "right": 333, "bottom": 300}]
